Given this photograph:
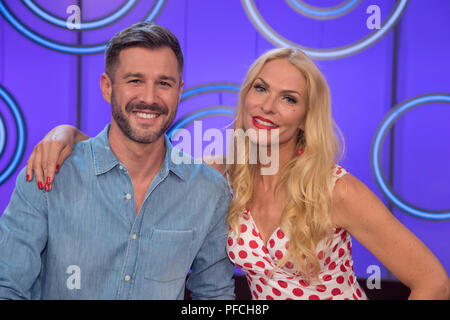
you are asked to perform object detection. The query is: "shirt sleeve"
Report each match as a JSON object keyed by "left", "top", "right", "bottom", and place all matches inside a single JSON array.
[
  {"left": 186, "top": 187, "right": 235, "bottom": 300},
  {"left": 0, "top": 169, "right": 48, "bottom": 299}
]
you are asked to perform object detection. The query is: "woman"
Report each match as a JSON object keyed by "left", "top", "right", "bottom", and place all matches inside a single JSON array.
[{"left": 26, "top": 48, "right": 449, "bottom": 300}]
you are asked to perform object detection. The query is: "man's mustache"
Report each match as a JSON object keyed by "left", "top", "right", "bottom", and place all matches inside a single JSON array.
[{"left": 125, "top": 102, "right": 168, "bottom": 115}]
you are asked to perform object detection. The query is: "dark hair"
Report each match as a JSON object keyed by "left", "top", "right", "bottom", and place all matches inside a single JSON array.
[{"left": 105, "top": 22, "right": 184, "bottom": 81}]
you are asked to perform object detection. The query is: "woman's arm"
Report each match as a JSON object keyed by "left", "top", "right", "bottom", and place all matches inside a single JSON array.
[
  {"left": 26, "top": 125, "right": 90, "bottom": 191},
  {"left": 331, "top": 174, "right": 449, "bottom": 300}
]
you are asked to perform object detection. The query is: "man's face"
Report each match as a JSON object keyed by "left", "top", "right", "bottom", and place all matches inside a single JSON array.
[{"left": 102, "top": 46, "right": 183, "bottom": 144}]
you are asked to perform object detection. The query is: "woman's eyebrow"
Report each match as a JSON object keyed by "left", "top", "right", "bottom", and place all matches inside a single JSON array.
[{"left": 256, "top": 77, "right": 302, "bottom": 96}]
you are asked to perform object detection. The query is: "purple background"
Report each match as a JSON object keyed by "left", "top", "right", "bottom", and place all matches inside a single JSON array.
[{"left": 0, "top": 0, "right": 449, "bottom": 281}]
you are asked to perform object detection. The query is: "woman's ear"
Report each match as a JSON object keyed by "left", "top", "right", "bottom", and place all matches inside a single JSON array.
[
  {"left": 298, "top": 121, "right": 305, "bottom": 131},
  {"left": 100, "top": 73, "right": 112, "bottom": 104}
]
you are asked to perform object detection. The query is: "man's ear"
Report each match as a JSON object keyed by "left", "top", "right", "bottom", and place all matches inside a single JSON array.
[
  {"left": 178, "top": 79, "right": 184, "bottom": 104},
  {"left": 100, "top": 73, "right": 112, "bottom": 104}
]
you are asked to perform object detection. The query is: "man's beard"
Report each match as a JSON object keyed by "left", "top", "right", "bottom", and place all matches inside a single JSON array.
[{"left": 111, "top": 91, "right": 176, "bottom": 144}]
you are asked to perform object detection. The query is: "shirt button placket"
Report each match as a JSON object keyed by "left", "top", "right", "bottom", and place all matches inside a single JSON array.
[{"left": 119, "top": 186, "right": 137, "bottom": 298}]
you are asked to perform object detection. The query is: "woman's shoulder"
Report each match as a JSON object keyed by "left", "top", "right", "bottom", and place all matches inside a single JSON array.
[{"left": 330, "top": 166, "right": 375, "bottom": 229}]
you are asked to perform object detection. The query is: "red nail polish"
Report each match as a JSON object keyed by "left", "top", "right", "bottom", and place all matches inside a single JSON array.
[
  {"left": 26, "top": 174, "right": 30, "bottom": 181},
  {"left": 56, "top": 165, "right": 60, "bottom": 173},
  {"left": 45, "top": 184, "right": 50, "bottom": 191},
  {"left": 38, "top": 182, "right": 43, "bottom": 189}
]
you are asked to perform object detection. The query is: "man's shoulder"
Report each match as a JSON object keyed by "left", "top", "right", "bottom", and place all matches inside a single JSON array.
[
  {"left": 64, "top": 139, "right": 93, "bottom": 166},
  {"left": 174, "top": 159, "right": 229, "bottom": 196},
  {"left": 50, "top": 140, "right": 94, "bottom": 183}
]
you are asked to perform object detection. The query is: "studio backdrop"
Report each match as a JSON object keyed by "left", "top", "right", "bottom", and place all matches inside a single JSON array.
[{"left": 0, "top": 0, "right": 449, "bottom": 281}]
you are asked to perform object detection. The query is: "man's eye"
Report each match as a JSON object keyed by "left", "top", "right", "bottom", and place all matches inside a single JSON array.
[
  {"left": 128, "top": 79, "right": 141, "bottom": 84},
  {"left": 160, "top": 81, "right": 172, "bottom": 87}
]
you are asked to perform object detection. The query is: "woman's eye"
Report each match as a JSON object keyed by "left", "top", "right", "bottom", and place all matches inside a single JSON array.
[
  {"left": 254, "top": 84, "right": 266, "bottom": 92},
  {"left": 284, "top": 96, "right": 297, "bottom": 104}
]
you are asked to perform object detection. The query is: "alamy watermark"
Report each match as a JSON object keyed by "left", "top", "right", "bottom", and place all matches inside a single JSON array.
[
  {"left": 66, "top": 264, "right": 81, "bottom": 290},
  {"left": 366, "top": 5, "right": 381, "bottom": 30},
  {"left": 66, "top": 5, "right": 81, "bottom": 30},
  {"left": 366, "top": 264, "right": 381, "bottom": 289},
  {"left": 170, "top": 121, "right": 280, "bottom": 175}
]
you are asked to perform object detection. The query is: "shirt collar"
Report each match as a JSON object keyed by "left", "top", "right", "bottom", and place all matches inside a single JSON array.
[{"left": 91, "top": 124, "right": 187, "bottom": 181}]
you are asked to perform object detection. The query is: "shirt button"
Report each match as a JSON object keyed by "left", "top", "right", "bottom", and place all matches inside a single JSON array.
[
  {"left": 125, "top": 193, "right": 132, "bottom": 200},
  {"left": 131, "top": 234, "right": 137, "bottom": 240},
  {"left": 124, "top": 275, "right": 131, "bottom": 281},
  {"left": 119, "top": 165, "right": 123, "bottom": 170}
]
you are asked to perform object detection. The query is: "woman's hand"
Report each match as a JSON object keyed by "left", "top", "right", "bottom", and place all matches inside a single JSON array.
[{"left": 25, "top": 125, "right": 89, "bottom": 191}]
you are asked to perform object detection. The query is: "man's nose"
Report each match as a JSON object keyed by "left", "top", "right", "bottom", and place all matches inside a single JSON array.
[{"left": 141, "top": 84, "right": 157, "bottom": 105}]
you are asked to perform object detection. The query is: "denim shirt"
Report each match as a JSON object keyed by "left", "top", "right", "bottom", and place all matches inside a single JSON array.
[{"left": 0, "top": 125, "right": 235, "bottom": 300}]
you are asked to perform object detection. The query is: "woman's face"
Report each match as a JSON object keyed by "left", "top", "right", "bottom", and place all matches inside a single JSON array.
[{"left": 243, "top": 58, "right": 307, "bottom": 149}]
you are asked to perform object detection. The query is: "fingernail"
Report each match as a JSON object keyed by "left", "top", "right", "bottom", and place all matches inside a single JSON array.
[
  {"left": 56, "top": 165, "right": 60, "bottom": 173},
  {"left": 46, "top": 177, "right": 51, "bottom": 184},
  {"left": 26, "top": 174, "right": 30, "bottom": 181},
  {"left": 45, "top": 184, "right": 50, "bottom": 192},
  {"left": 38, "top": 181, "right": 43, "bottom": 189}
]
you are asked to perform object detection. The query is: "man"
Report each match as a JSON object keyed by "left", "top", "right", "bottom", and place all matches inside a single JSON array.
[{"left": 0, "top": 22, "right": 235, "bottom": 299}]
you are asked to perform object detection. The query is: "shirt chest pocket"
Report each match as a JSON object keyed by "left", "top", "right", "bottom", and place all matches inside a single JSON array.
[{"left": 143, "top": 228, "right": 194, "bottom": 282}]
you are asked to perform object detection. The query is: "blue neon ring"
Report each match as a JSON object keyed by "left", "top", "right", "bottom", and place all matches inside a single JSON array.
[
  {"left": 371, "top": 94, "right": 450, "bottom": 220},
  {"left": 287, "top": 0, "right": 360, "bottom": 19},
  {"left": 167, "top": 107, "right": 235, "bottom": 140},
  {"left": 0, "top": 113, "right": 6, "bottom": 157},
  {"left": 242, "top": 0, "right": 409, "bottom": 60},
  {"left": 181, "top": 83, "right": 241, "bottom": 101},
  {"left": 0, "top": 86, "right": 26, "bottom": 185},
  {"left": 0, "top": 0, "right": 165, "bottom": 55},
  {"left": 23, "top": 0, "right": 137, "bottom": 30},
  {"left": 167, "top": 83, "right": 240, "bottom": 140}
]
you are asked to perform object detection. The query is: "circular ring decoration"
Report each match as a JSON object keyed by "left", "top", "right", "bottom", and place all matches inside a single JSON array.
[
  {"left": 242, "top": 0, "right": 409, "bottom": 60},
  {"left": 167, "top": 107, "right": 236, "bottom": 140},
  {"left": 23, "top": 0, "right": 138, "bottom": 30},
  {"left": 0, "top": 112, "right": 6, "bottom": 157},
  {"left": 371, "top": 93, "right": 450, "bottom": 220},
  {"left": 180, "top": 83, "right": 241, "bottom": 101},
  {"left": 0, "top": 85, "right": 27, "bottom": 185},
  {"left": 0, "top": 0, "right": 166, "bottom": 55},
  {"left": 167, "top": 83, "right": 241, "bottom": 140},
  {"left": 286, "top": 0, "right": 361, "bottom": 20}
]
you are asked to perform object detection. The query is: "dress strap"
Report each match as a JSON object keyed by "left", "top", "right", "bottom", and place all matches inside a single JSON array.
[{"left": 332, "top": 165, "right": 349, "bottom": 187}]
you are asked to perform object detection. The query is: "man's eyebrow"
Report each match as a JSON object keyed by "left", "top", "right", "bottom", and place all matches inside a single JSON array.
[
  {"left": 160, "top": 75, "right": 177, "bottom": 84},
  {"left": 123, "top": 72, "right": 145, "bottom": 79}
]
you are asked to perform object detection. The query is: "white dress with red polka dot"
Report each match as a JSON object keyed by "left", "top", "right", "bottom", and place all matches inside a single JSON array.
[{"left": 226, "top": 165, "right": 368, "bottom": 300}]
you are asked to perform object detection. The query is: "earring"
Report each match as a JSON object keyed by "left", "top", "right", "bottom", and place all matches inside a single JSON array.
[{"left": 296, "top": 148, "right": 303, "bottom": 156}]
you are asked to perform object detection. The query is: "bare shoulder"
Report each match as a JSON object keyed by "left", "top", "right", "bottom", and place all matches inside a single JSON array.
[
  {"left": 331, "top": 173, "right": 383, "bottom": 230},
  {"left": 200, "top": 155, "right": 227, "bottom": 176}
]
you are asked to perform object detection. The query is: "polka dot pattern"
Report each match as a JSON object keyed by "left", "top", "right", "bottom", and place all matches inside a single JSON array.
[{"left": 227, "top": 165, "right": 368, "bottom": 300}]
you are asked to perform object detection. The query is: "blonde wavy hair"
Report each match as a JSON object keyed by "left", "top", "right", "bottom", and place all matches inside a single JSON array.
[{"left": 227, "top": 48, "right": 344, "bottom": 279}]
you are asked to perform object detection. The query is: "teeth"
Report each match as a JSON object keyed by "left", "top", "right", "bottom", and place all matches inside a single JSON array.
[
  {"left": 255, "top": 117, "right": 277, "bottom": 127},
  {"left": 136, "top": 112, "right": 158, "bottom": 119}
]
